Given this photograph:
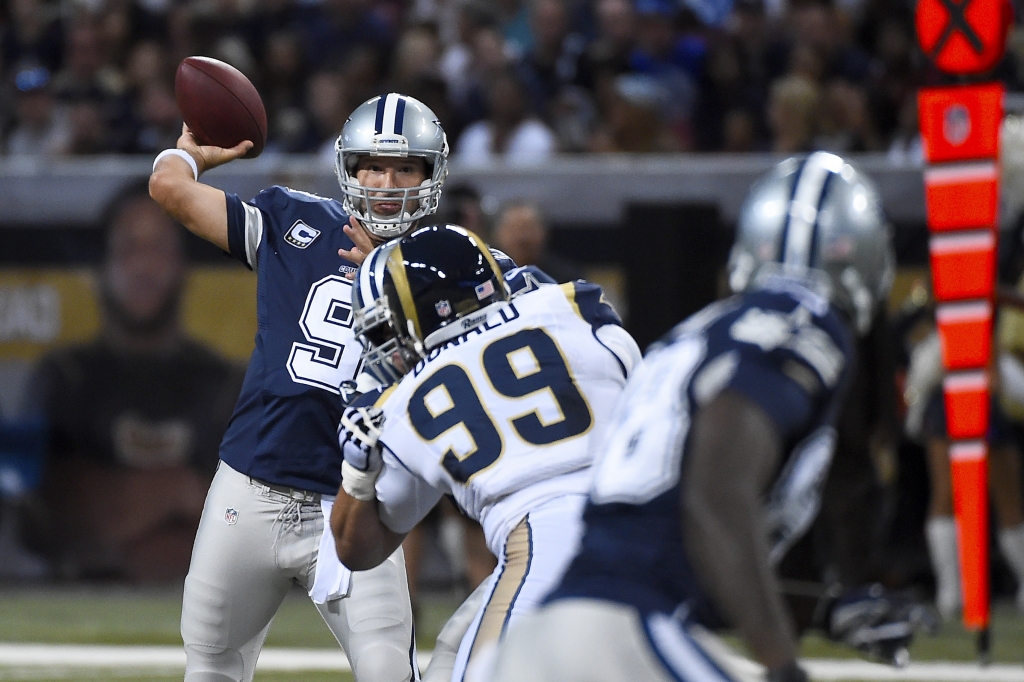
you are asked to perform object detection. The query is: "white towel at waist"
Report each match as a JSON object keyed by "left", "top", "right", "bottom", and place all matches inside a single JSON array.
[{"left": 309, "top": 495, "right": 353, "bottom": 604}]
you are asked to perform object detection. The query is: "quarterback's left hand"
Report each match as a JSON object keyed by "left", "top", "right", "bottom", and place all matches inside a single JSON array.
[
  {"left": 338, "top": 216, "right": 377, "bottom": 279},
  {"left": 339, "top": 406, "right": 385, "bottom": 472}
]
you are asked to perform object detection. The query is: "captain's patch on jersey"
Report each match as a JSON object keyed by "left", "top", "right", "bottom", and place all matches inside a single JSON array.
[{"left": 284, "top": 220, "right": 321, "bottom": 248}]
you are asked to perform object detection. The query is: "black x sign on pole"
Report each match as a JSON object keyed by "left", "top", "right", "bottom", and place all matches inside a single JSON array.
[{"left": 930, "top": 0, "right": 986, "bottom": 58}]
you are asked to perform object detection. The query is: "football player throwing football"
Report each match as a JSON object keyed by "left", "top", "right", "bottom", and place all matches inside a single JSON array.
[{"left": 149, "top": 93, "right": 447, "bottom": 682}]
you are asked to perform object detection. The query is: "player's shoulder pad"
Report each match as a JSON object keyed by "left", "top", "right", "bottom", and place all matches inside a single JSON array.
[
  {"left": 489, "top": 248, "right": 517, "bottom": 274},
  {"left": 727, "top": 294, "right": 851, "bottom": 392},
  {"left": 251, "top": 185, "right": 337, "bottom": 212},
  {"left": 504, "top": 265, "right": 556, "bottom": 297},
  {"left": 560, "top": 280, "right": 623, "bottom": 330}
]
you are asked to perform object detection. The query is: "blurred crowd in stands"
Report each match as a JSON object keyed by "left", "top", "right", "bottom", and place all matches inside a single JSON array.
[{"left": 3, "top": 0, "right": 1022, "bottom": 161}]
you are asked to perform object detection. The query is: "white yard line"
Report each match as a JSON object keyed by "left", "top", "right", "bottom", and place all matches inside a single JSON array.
[{"left": 0, "top": 644, "right": 1022, "bottom": 680}]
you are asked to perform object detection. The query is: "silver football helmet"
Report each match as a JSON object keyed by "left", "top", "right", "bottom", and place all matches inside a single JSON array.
[
  {"left": 728, "top": 152, "right": 894, "bottom": 335},
  {"left": 335, "top": 93, "right": 449, "bottom": 240}
]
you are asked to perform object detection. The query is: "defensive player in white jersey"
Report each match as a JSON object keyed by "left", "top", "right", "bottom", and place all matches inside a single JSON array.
[
  {"left": 330, "top": 225, "right": 641, "bottom": 682},
  {"left": 149, "top": 93, "right": 450, "bottom": 682},
  {"left": 491, "top": 152, "right": 897, "bottom": 682}
]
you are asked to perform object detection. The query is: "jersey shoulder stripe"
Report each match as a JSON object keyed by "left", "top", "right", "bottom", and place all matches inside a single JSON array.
[{"left": 560, "top": 281, "right": 623, "bottom": 330}]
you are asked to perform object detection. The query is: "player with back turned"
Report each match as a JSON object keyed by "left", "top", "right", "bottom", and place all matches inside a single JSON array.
[
  {"left": 148, "top": 93, "right": 448, "bottom": 682},
  {"left": 491, "top": 152, "right": 896, "bottom": 682}
]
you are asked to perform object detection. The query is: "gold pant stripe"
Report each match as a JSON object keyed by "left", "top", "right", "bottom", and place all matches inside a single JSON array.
[{"left": 469, "top": 515, "right": 533, "bottom": 664}]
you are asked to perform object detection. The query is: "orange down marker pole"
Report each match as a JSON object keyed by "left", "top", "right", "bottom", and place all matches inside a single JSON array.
[
  {"left": 919, "top": 82, "right": 1001, "bottom": 641},
  {"left": 917, "top": 0, "right": 1011, "bottom": 654}
]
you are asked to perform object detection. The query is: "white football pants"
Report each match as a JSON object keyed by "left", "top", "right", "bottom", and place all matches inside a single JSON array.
[
  {"left": 449, "top": 494, "right": 586, "bottom": 682},
  {"left": 180, "top": 462, "right": 418, "bottom": 682},
  {"left": 491, "top": 599, "right": 761, "bottom": 682}
]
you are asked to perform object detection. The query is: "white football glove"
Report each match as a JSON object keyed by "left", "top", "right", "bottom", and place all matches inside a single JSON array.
[
  {"left": 339, "top": 406, "right": 385, "bottom": 471},
  {"left": 339, "top": 406, "right": 385, "bottom": 501}
]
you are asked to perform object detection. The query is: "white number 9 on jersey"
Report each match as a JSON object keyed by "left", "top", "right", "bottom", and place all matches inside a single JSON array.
[{"left": 287, "top": 275, "right": 359, "bottom": 393}]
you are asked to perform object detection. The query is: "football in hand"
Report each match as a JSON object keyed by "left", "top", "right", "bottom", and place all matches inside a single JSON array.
[{"left": 175, "top": 56, "right": 267, "bottom": 158}]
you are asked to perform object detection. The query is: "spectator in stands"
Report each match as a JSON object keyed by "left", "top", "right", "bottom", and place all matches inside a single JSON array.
[
  {"left": 304, "top": 69, "right": 351, "bottom": 160},
  {"left": 389, "top": 24, "right": 444, "bottom": 94},
  {"left": 4, "top": 64, "right": 71, "bottom": 156},
  {"left": 721, "top": 108, "right": 758, "bottom": 151},
  {"left": 261, "top": 30, "right": 308, "bottom": 152},
  {"left": 434, "top": 183, "right": 493, "bottom": 239},
  {"left": 439, "top": 2, "right": 499, "bottom": 126},
  {"left": 693, "top": 39, "right": 768, "bottom": 151},
  {"left": 767, "top": 74, "right": 820, "bottom": 153},
  {"left": 497, "top": 0, "right": 533, "bottom": 57},
  {"left": 628, "top": 0, "right": 703, "bottom": 148},
  {"left": 65, "top": 99, "right": 107, "bottom": 155},
  {"left": 815, "top": 79, "right": 882, "bottom": 153},
  {"left": 28, "top": 185, "right": 244, "bottom": 582},
  {"left": 293, "top": 0, "right": 394, "bottom": 72},
  {"left": 128, "top": 80, "right": 180, "bottom": 153},
  {"left": 339, "top": 44, "right": 385, "bottom": 114},
  {"left": 584, "top": 0, "right": 637, "bottom": 85},
  {"left": 106, "top": 40, "right": 170, "bottom": 152},
  {"left": 1, "top": 0, "right": 64, "bottom": 75},
  {"left": 589, "top": 72, "right": 678, "bottom": 152},
  {"left": 454, "top": 67, "right": 557, "bottom": 164},
  {"left": 516, "top": 0, "right": 587, "bottom": 122},
  {"left": 492, "top": 199, "right": 584, "bottom": 284},
  {"left": 886, "top": 92, "right": 923, "bottom": 166},
  {"left": 448, "top": 16, "right": 514, "bottom": 132},
  {"left": 51, "top": 19, "right": 119, "bottom": 107}
]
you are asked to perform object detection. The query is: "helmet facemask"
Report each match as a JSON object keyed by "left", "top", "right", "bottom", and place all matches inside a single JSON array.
[
  {"left": 353, "top": 281, "right": 424, "bottom": 383},
  {"left": 336, "top": 145, "right": 448, "bottom": 240}
]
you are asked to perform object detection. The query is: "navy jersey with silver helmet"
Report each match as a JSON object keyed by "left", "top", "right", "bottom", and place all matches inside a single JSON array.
[
  {"left": 219, "top": 187, "right": 369, "bottom": 494},
  {"left": 550, "top": 151, "right": 892, "bottom": 620},
  {"left": 549, "top": 284, "right": 854, "bottom": 618}
]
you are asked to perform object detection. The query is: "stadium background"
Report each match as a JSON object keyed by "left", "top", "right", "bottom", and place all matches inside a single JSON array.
[{"left": 3, "top": 0, "right": 1024, "bottom": 678}]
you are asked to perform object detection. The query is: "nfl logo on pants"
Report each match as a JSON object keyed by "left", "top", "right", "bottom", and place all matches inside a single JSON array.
[{"left": 224, "top": 508, "right": 239, "bottom": 525}]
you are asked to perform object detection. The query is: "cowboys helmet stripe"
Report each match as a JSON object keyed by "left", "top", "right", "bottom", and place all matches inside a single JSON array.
[
  {"left": 394, "top": 97, "right": 407, "bottom": 135},
  {"left": 780, "top": 151, "right": 844, "bottom": 269},
  {"left": 374, "top": 96, "right": 386, "bottom": 135},
  {"left": 376, "top": 93, "right": 404, "bottom": 136}
]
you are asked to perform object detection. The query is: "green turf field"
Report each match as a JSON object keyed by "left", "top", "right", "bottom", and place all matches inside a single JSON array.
[{"left": 1, "top": 586, "right": 1022, "bottom": 681}]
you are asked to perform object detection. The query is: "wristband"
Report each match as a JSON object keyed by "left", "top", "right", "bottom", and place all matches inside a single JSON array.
[
  {"left": 341, "top": 460, "right": 380, "bottom": 501},
  {"left": 153, "top": 148, "right": 199, "bottom": 181}
]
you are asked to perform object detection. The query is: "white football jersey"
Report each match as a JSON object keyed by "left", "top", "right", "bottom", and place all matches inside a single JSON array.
[{"left": 373, "top": 281, "right": 640, "bottom": 555}]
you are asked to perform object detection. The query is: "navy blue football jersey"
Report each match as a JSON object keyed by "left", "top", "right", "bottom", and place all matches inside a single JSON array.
[
  {"left": 220, "top": 186, "right": 364, "bottom": 494},
  {"left": 548, "top": 281, "right": 854, "bottom": 619}
]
